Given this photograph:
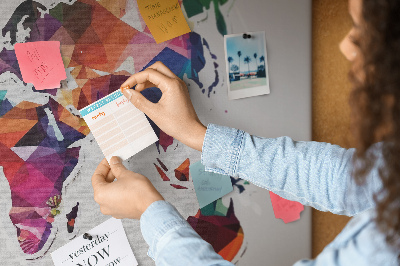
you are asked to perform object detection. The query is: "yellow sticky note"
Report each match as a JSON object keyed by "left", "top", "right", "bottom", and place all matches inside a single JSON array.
[{"left": 137, "top": 0, "right": 191, "bottom": 44}]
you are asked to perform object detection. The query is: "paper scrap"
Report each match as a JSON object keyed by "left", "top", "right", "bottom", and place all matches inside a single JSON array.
[
  {"left": 14, "top": 41, "right": 66, "bottom": 90},
  {"left": 190, "top": 161, "right": 233, "bottom": 208},
  {"left": 137, "top": 0, "right": 191, "bottom": 44},
  {"left": 79, "top": 90, "right": 158, "bottom": 162},
  {"left": 269, "top": 191, "right": 304, "bottom": 224},
  {"left": 51, "top": 218, "right": 138, "bottom": 266}
]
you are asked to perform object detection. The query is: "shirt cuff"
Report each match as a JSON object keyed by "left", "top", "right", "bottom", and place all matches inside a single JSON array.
[
  {"left": 140, "top": 200, "right": 190, "bottom": 260},
  {"left": 201, "top": 123, "right": 245, "bottom": 176}
]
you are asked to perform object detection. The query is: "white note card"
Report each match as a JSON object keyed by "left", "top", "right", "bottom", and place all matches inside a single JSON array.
[
  {"left": 51, "top": 218, "right": 138, "bottom": 266},
  {"left": 79, "top": 90, "right": 158, "bottom": 162}
]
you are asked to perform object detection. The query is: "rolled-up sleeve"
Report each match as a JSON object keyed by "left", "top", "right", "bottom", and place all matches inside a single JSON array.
[{"left": 201, "top": 124, "right": 382, "bottom": 216}]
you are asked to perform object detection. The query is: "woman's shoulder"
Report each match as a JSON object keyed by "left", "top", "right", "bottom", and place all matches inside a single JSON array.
[{"left": 324, "top": 209, "right": 399, "bottom": 265}]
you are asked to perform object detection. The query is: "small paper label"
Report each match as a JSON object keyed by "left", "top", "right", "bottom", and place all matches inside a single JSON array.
[
  {"left": 51, "top": 218, "right": 138, "bottom": 266},
  {"left": 190, "top": 161, "right": 233, "bottom": 208}
]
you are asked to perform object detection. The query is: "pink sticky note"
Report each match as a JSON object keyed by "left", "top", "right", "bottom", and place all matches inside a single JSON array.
[
  {"left": 269, "top": 191, "right": 304, "bottom": 223},
  {"left": 14, "top": 41, "right": 66, "bottom": 90}
]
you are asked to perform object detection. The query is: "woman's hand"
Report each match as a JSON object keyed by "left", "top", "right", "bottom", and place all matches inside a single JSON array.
[
  {"left": 91, "top": 157, "right": 164, "bottom": 219},
  {"left": 120, "top": 61, "right": 207, "bottom": 151}
]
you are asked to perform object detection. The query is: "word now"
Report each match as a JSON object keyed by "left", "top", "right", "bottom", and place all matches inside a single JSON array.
[{"left": 76, "top": 245, "right": 111, "bottom": 266}]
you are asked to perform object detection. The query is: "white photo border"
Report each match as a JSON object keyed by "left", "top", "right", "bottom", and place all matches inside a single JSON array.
[{"left": 224, "top": 31, "right": 270, "bottom": 100}]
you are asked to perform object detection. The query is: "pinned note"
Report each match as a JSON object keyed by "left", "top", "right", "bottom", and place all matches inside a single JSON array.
[
  {"left": 137, "top": 0, "right": 191, "bottom": 44},
  {"left": 269, "top": 191, "right": 304, "bottom": 224},
  {"left": 190, "top": 161, "right": 233, "bottom": 208},
  {"left": 14, "top": 41, "right": 66, "bottom": 90},
  {"left": 51, "top": 218, "right": 138, "bottom": 266},
  {"left": 79, "top": 90, "right": 158, "bottom": 162}
]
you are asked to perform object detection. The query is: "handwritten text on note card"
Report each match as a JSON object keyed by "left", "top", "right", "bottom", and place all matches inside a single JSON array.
[
  {"left": 14, "top": 41, "right": 66, "bottom": 90},
  {"left": 51, "top": 218, "right": 138, "bottom": 266},
  {"left": 137, "top": 0, "right": 191, "bottom": 43}
]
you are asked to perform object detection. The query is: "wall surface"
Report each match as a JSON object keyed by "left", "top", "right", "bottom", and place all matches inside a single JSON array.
[
  {"left": 312, "top": 0, "right": 353, "bottom": 257},
  {"left": 0, "top": 1, "right": 312, "bottom": 265}
]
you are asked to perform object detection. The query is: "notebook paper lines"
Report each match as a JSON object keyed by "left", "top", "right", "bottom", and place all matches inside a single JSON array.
[{"left": 79, "top": 90, "right": 158, "bottom": 162}]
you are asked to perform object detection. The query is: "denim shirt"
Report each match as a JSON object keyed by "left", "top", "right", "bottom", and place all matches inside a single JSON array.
[{"left": 140, "top": 124, "right": 399, "bottom": 265}]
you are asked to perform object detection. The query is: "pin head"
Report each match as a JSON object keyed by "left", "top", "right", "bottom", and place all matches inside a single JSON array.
[
  {"left": 83, "top": 233, "right": 93, "bottom": 240},
  {"left": 243, "top": 33, "right": 252, "bottom": 39}
]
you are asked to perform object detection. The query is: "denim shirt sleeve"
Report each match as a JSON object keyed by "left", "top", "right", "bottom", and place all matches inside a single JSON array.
[
  {"left": 140, "top": 200, "right": 234, "bottom": 266},
  {"left": 201, "top": 124, "right": 382, "bottom": 216}
]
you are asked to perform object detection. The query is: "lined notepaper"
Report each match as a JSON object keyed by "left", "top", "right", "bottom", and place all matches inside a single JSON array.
[{"left": 79, "top": 90, "right": 158, "bottom": 162}]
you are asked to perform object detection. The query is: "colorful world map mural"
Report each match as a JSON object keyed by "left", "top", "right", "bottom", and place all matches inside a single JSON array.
[{"left": 0, "top": 0, "right": 224, "bottom": 257}]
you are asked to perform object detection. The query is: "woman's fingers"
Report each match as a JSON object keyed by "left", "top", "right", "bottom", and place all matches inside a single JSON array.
[
  {"left": 135, "top": 81, "right": 156, "bottom": 92},
  {"left": 136, "top": 61, "right": 178, "bottom": 90},
  {"left": 121, "top": 88, "right": 158, "bottom": 116},
  {"left": 120, "top": 68, "right": 176, "bottom": 93},
  {"left": 91, "top": 159, "right": 110, "bottom": 191},
  {"left": 105, "top": 169, "right": 116, "bottom": 183},
  {"left": 119, "top": 66, "right": 180, "bottom": 115}
]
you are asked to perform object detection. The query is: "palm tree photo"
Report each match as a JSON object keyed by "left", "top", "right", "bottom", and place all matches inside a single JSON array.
[{"left": 225, "top": 32, "right": 269, "bottom": 93}]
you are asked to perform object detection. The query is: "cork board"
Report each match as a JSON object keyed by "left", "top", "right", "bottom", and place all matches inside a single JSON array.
[{"left": 312, "top": 0, "right": 353, "bottom": 257}]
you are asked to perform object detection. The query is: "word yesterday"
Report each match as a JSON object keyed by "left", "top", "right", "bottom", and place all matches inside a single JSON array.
[{"left": 68, "top": 233, "right": 109, "bottom": 260}]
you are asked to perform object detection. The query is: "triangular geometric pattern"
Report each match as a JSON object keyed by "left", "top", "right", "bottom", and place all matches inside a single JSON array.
[
  {"left": 187, "top": 199, "right": 244, "bottom": 261},
  {"left": 174, "top": 158, "right": 190, "bottom": 181}
]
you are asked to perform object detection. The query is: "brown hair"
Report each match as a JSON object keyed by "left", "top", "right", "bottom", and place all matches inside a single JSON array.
[{"left": 350, "top": 0, "right": 400, "bottom": 251}]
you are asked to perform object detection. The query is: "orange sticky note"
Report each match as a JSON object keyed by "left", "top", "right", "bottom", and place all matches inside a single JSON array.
[
  {"left": 14, "top": 41, "right": 66, "bottom": 90},
  {"left": 137, "top": 0, "right": 191, "bottom": 44}
]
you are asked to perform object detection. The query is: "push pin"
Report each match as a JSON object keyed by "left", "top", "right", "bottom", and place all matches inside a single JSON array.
[
  {"left": 83, "top": 233, "right": 93, "bottom": 240},
  {"left": 242, "top": 33, "right": 252, "bottom": 39}
]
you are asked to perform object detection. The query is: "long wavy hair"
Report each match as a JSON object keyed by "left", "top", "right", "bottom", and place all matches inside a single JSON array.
[{"left": 350, "top": 0, "right": 400, "bottom": 251}]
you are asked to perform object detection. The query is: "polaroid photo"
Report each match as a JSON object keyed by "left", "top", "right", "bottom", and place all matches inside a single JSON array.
[{"left": 224, "top": 31, "right": 270, "bottom": 100}]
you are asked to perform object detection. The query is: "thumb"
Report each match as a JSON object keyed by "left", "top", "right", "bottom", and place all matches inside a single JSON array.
[
  {"left": 109, "top": 156, "right": 129, "bottom": 178},
  {"left": 122, "top": 88, "right": 154, "bottom": 115}
]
